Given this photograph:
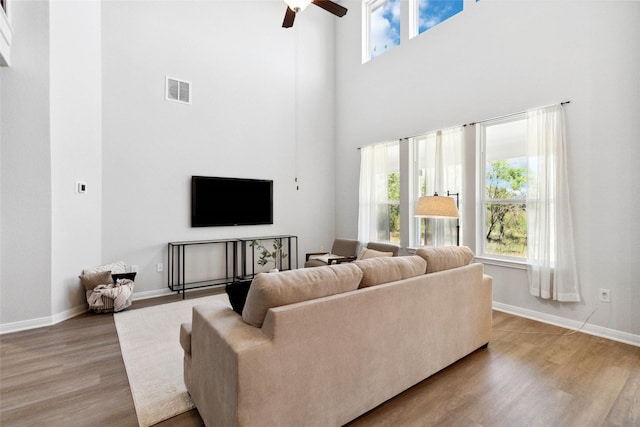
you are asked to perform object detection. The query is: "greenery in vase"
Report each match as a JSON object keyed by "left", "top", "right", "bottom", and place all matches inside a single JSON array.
[{"left": 250, "top": 239, "right": 287, "bottom": 270}]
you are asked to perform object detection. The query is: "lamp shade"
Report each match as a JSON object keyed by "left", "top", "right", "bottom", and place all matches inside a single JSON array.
[{"left": 414, "top": 196, "right": 459, "bottom": 218}]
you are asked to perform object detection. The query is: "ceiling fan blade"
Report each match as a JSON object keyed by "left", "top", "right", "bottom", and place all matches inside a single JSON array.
[
  {"left": 282, "top": 7, "right": 296, "bottom": 28},
  {"left": 312, "top": 0, "right": 348, "bottom": 18}
]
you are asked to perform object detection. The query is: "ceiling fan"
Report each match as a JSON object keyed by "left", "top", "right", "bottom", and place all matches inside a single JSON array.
[{"left": 282, "top": 0, "right": 348, "bottom": 28}]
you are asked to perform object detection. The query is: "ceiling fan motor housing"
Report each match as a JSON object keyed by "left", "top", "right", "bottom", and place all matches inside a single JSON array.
[{"left": 282, "top": 0, "right": 348, "bottom": 28}]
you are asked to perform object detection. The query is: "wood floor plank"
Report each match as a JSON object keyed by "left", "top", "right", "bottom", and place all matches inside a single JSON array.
[{"left": 1, "top": 292, "right": 639, "bottom": 427}]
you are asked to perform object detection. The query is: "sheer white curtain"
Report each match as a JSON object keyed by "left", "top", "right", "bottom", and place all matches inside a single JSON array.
[
  {"left": 419, "top": 127, "right": 463, "bottom": 246},
  {"left": 526, "top": 105, "right": 580, "bottom": 301},
  {"left": 358, "top": 141, "right": 398, "bottom": 244}
]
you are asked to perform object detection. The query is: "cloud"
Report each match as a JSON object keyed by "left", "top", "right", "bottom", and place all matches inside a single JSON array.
[
  {"left": 418, "top": 0, "right": 463, "bottom": 33},
  {"left": 370, "top": 0, "right": 400, "bottom": 58}
]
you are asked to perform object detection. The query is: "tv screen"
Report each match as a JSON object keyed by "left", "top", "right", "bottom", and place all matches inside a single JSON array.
[{"left": 191, "top": 176, "right": 273, "bottom": 227}]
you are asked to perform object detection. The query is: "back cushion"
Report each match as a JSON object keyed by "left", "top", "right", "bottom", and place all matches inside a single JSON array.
[
  {"left": 331, "top": 238, "right": 360, "bottom": 257},
  {"left": 242, "top": 263, "right": 363, "bottom": 327},
  {"left": 415, "top": 246, "right": 474, "bottom": 273},
  {"left": 355, "top": 256, "right": 426, "bottom": 288},
  {"left": 357, "top": 247, "right": 393, "bottom": 260}
]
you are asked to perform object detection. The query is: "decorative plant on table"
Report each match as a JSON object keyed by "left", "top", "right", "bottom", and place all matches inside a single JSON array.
[{"left": 250, "top": 239, "right": 288, "bottom": 272}]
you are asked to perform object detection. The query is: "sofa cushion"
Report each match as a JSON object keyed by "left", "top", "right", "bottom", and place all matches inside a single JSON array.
[
  {"left": 357, "top": 247, "right": 393, "bottom": 260},
  {"left": 79, "top": 270, "right": 113, "bottom": 291},
  {"left": 415, "top": 246, "right": 474, "bottom": 273},
  {"left": 242, "top": 263, "right": 363, "bottom": 327},
  {"left": 355, "top": 256, "right": 426, "bottom": 288}
]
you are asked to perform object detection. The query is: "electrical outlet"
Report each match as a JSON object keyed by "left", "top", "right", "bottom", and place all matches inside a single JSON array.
[
  {"left": 75, "top": 181, "right": 87, "bottom": 194},
  {"left": 156, "top": 263, "right": 164, "bottom": 273},
  {"left": 599, "top": 288, "right": 611, "bottom": 303}
]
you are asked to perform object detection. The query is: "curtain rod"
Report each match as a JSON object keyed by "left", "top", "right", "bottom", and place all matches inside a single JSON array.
[
  {"left": 357, "top": 100, "right": 571, "bottom": 150},
  {"left": 465, "top": 100, "right": 571, "bottom": 127}
]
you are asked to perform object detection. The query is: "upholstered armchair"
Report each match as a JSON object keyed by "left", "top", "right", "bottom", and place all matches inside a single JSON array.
[
  {"left": 304, "top": 238, "right": 360, "bottom": 268},
  {"left": 360, "top": 242, "right": 400, "bottom": 257}
]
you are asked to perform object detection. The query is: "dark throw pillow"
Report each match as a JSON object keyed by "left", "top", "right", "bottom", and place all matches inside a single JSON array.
[
  {"left": 225, "top": 280, "right": 252, "bottom": 315},
  {"left": 112, "top": 272, "right": 137, "bottom": 283}
]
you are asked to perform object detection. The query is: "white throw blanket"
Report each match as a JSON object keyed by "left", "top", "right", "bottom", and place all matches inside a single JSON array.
[{"left": 88, "top": 279, "right": 134, "bottom": 312}]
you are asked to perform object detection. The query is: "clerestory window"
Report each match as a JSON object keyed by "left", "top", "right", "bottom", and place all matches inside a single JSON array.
[
  {"left": 410, "top": 0, "right": 463, "bottom": 39},
  {"left": 362, "top": 0, "right": 400, "bottom": 62}
]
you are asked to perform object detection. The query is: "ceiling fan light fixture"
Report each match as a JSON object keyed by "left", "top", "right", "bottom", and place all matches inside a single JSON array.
[{"left": 284, "top": 0, "right": 312, "bottom": 12}]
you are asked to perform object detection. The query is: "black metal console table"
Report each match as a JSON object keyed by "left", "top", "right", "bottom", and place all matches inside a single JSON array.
[{"left": 167, "top": 235, "right": 298, "bottom": 299}]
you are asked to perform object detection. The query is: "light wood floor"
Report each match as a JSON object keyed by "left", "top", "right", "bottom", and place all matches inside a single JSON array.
[{"left": 1, "top": 291, "right": 638, "bottom": 427}]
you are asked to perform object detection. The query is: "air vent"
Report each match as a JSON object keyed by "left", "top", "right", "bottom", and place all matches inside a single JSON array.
[{"left": 166, "top": 77, "right": 191, "bottom": 104}]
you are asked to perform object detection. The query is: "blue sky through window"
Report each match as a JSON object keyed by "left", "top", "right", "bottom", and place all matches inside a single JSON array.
[
  {"left": 418, "top": 0, "right": 463, "bottom": 34},
  {"left": 370, "top": 0, "right": 400, "bottom": 59}
]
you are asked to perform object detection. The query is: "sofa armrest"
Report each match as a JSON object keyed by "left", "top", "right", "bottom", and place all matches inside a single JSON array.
[
  {"left": 188, "top": 302, "right": 273, "bottom": 426},
  {"left": 179, "top": 322, "right": 192, "bottom": 355},
  {"left": 334, "top": 256, "right": 357, "bottom": 264},
  {"left": 192, "top": 302, "right": 272, "bottom": 356},
  {"left": 305, "top": 251, "right": 327, "bottom": 261}
]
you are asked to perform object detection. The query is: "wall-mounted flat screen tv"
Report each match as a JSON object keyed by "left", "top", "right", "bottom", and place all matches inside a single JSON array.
[{"left": 191, "top": 176, "right": 273, "bottom": 227}]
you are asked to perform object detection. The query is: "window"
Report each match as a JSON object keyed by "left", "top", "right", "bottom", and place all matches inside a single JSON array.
[
  {"left": 359, "top": 128, "right": 462, "bottom": 249},
  {"left": 478, "top": 115, "right": 528, "bottom": 259},
  {"left": 358, "top": 141, "right": 400, "bottom": 244},
  {"left": 410, "top": 128, "right": 462, "bottom": 247},
  {"left": 363, "top": 0, "right": 400, "bottom": 62},
  {"left": 357, "top": 104, "right": 577, "bottom": 301},
  {"left": 410, "top": 0, "right": 463, "bottom": 38}
]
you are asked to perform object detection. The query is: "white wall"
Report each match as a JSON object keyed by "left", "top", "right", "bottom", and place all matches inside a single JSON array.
[
  {"left": 50, "top": 0, "right": 102, "bottom": 317},
  {"left": 100, "top": 1, "right": 338, "bottom": 295},
  {"left": 3, "top": 1, "right": 636, "bottom": 341},
  {"left": 335, "top": 1, "right": 640, "bottom": 338},
  {"left": 0, "top": 0, "right": 338, "bottom": 330},
  {"left": 0, "top": 0, "right": 53, "bottom": 325}
]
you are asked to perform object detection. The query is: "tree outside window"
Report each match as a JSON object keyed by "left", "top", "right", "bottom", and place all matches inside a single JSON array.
[
  {"left": 485, "top": 160, "right": 527, "bottom": 257},
  {"left": 481, "top": 117, "right": 528, "bottom": 258},
  {"left": 358, "top": 141, "right": 400, "bottom": 245},
  {"left": 383, "top": 172, "right": 400, "bottom": 243}
]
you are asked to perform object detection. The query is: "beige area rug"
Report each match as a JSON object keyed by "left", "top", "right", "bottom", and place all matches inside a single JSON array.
[{"left": 114, "top": 293, "right": 229, "bottom": 426}]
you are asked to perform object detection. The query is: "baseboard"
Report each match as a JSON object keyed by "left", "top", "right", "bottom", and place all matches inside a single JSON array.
[
  {"left": 132, "top": 288, "right": 174, "bottom": 301},
  {"left": 0, "top": 304, "right": 88, "bottom": 335},
  {"left": 0, "top": 287, "right": 212, "bottom": 334},
  {"left": 492, "top": 301, "right": 640, "bottom": 348}
]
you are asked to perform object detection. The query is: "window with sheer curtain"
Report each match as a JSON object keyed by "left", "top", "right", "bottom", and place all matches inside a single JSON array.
[
  {"left": 358, "top": 141, "right": 400, "bottom": 244},
  {"left": 358, "top": 105, "right": 578, "bottom": 302},
  {"left": 410, "top": 127, "right": 463, "bottom": 247},
  {"left": 478, "top": 115, "right": 528, "bottom": 259},
  {"left": 526, "top": 105, "right": 579, "bottom": 301},
  {"left": 477, "top": 105, "right": 579, "bottom": 301}
]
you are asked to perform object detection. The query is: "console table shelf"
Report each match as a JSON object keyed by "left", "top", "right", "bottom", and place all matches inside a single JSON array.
[{"left": 168, "top": 235, "right": 298, "bottom": 299}]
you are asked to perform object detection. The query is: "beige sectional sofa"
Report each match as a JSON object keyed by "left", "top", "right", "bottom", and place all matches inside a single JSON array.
[{"left": 180, "top": 246, "right": 492, "bottom": 427}]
